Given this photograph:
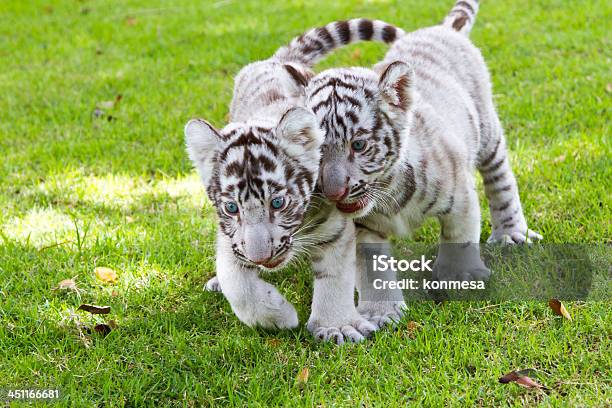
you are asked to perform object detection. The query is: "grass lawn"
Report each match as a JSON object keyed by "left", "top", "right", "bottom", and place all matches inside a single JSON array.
[{"left": 1, "top": 0, "right": 610, "bottom": 406}]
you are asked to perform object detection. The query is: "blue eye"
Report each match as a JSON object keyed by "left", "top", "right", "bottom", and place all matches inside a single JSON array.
[
  {"left": 224, "top": 201, "right": 239, "bottom": 214},
  {"left": 271, "top": 197, "right": 285, "bottom": 210},
  {"left": 351, "top": 140, "right": 367, "bottom": 152}
]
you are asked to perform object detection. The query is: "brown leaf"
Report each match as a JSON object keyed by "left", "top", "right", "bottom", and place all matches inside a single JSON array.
[
  {"left": 548, "top": 298, "right": 572, "bottom": 321},
  {"left": 499, "top": 370, "right": 520, "bottom": 384},
  {"left": 126, "top": 17, "right": 137, "bottom": 26},
  {"left": 95, "top": 267, "right": 118, "bottom": 283},
  {"left": 606, "top": 83, "right": 612, "bottom": 93},
  {"left": 516, "top": 376, "right": 545, "bottom": 389},
  {"left": 267, "top": 338, "right": 281, "bottom": 347},
  {"left": 499, "top": 369, "right": 547, "bottom": 390},
  {"left": 404, "top": 321, "right": 421, "bottom": 338},
  {"left": 78, "top": 304, "right": 111, "bottom": 314},
  {"left": 296, "top": 367, "right": 309, "bottom": 384},
  {"left": 94, "top": 323, "right": 112, "bottom": 336},
  {"left": 351, "top": 48, "right": 362, "bottom": 60},
  {"left": 53, "top": 278, "right": 78, "bottom": 292}
]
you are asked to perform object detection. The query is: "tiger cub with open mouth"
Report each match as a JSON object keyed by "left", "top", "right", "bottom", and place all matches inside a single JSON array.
[{"left": 298, "top": 0, "right": 542, "bottom": 324}]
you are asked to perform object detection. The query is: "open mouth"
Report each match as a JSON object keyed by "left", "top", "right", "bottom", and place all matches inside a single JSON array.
[
  {"left": 260, "top": 256, "right": 286, "bottom": 269},
  {"left": 336, "top": 197, "right": 369, "bottom": 213}
]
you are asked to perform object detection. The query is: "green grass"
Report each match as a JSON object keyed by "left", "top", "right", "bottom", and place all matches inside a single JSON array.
[{"left": 1, "top": 0, "right": 610, "bottom": 406}]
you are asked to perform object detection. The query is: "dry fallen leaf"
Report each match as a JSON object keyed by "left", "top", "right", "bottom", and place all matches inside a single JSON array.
[
  {"left": 126, "top": 17, "right": 137, "bottom": 26},
  {"left": 95, "top": 267, "right": 118, "bottom": 283},
  {"left": 499, "top": 369, "right": 547, "bottom": 390},
  {"left": 78, "top": 304, "right": 111, "bottom": 314},
  {"left": 296, "top": 367, "right": 309, "bottom": 384},
  {"left": 53, "top": 278, "right": 78, "bottom": 292},
  {"left": 548, "top": 298, "right": 572, "bottom": 321},
  {"left": 606, "top": 83, "right": 612, "bottom": 93},
  {"left": 401, "top": 321, "right": 421, "bottom": 339},
  {"left": 351, "top": 48, "right": 362, "bottom": 60},
  {"left": 267, "top": 338, "right": 281, "bottom": 347},
  {"left": 94, "top": 323, "right": 113, "bottom": 336}
]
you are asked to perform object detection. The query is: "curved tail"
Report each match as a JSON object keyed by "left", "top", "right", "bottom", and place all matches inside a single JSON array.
[
  {"left": 442, "top": 0, "right": 479, "bottom": 35},
  {"left": 273, "top": 19, "right": 405, "bottom": 67}
]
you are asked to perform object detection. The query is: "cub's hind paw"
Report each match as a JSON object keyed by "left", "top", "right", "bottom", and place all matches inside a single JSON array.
[
  {"left": 307, "top": 317, "right": 377, "bottom": 345},
  {"left": 488, "top": 229, "right": 542, "bottom": 245},
  {"left": 358, "top": 301, "right": 406, "bottom": 329},
  {"left": 204, "top": 276, "right": 222, "bottom": 292}
]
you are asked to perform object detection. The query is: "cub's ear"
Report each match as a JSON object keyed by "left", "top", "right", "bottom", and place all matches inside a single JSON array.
[
  {"left": 284, "top": 63, "right": 313, "bottom": 89},
  {"left": 379, "top": 61, "right": 414, "bottom": 114},
  {"left": 185, "top": 119, "right": 221, "bottom": 187},
  {"left": 276, "top": 107, "right": 323, "bottom": 171}
]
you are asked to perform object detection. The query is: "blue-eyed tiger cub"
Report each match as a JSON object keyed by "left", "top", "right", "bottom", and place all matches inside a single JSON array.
[{"left": 186, "top": 19, "right": 406, "bottom": 343}]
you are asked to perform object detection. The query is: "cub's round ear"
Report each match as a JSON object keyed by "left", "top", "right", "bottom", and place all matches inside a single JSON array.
[
  {"left": 284, "top": 64, "right": 314, "bottom": 89},
  {"left": 276, "top": 107, "right": 324, "bottom": 172},
  {"left": 185, "top": 119, "right": 222, "bottom": 187},
  {"left": 378, "top": 61, "right": 415, "bottom": 113}
]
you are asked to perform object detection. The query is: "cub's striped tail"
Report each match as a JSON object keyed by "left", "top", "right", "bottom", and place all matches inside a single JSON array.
[
  {"left": 442, "top": 0, "right": 479, "bottom": 35},
  {"left": 273, "top": 19, "right": 405, "bottom": 67}
]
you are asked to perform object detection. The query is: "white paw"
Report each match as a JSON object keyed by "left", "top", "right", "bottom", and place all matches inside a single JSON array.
[
  {"left": 357, "top": 301, "right": 406, "bottom": 329},
  {"left": 488, "top": 229, "right": 542, "bottom": 245},
  {"left": 234, "top": 284, "right": 299, "bottom": 330},
  {"left": 204, "top": 276, "right": 222, "bottom": 292},
  {"left": 307, "top": 316, "right": 378, "bottom": 344}
]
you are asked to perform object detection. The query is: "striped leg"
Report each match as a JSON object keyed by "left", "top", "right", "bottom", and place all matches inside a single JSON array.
[
  {"left": 307, "top": 221, "right": 378, "bottom": 344},
  {"left": 434, "top": 177, "right": 490, "bottom": 282},
  {"left": 355, "top": 227, "right": 405, "bottom": 328},
  {"left": 478, "top": 123, "right": 542, "bottom": 244}
]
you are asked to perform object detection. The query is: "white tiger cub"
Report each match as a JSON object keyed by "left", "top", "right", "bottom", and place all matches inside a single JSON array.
[
  {"left": 186, "top": 19, "right": 405, "bottom": 342},
  {"left": 301, "top": 1, "right": 542, "bottom": 324}
]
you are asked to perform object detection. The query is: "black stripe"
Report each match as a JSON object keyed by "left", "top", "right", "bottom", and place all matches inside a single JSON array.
[
  {"left": 335, "top": 20, "right": 351, "bottom": 44},
  {"left": 284, "top": 64, "right": 309, "bottom": 87},
  {"left": 479, "top": 138, "right": 501, "bottom": 168},
  {"left": 316, "top": 219, "right": 347, "bottom": 247},
  {"left": 423, "top": 182, "right": 441, "bottom": 214},
  {"left": 358, "top": 19, "right": 374, "bottom": 40},
  {"left": 395, "top": 164, "right": 416, "bottom": 210},
  {"left": 382, "top": 25, "right": 397, "bottom": 43},
  {"left": 316, "top": 26, "right": 335, "bottom": 48},
  {"left": 496, "top": 200, "right": 512, "bottom": 212},
  {"left": 456, "top": 1, "right": 475, "bottom": 15},
  {"left": 491, "top": 184, "right": 512, "bottom": 193},
  {"left": 483, "top": 172, "right": 506, "bottom": 185},
  {"left": 483, "top": 155, "right": 506, "bottom": 173}
]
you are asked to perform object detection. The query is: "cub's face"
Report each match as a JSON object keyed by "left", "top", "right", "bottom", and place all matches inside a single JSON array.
[
  {"left": 304, "top": 63, "right": 414, "bottom": 218},
  {"left": 186, "top": 108, "right": 323, "bottom": 270}
]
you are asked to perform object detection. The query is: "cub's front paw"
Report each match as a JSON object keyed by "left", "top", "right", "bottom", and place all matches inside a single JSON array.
[
  {"left": 307, "top": 316, "right": 377, "bottom": 344},
  {"left": 204, "top": 276, "right": 222, "bottom": 292},
  {"left": 357, "top": 301, "right": 406, "bottom": 329},
  {"left": 488, "top": 228, "right": 542, "bottom": 245},
  {"left": 229, "top": 282, "right": 299, "bottom": 330}
]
